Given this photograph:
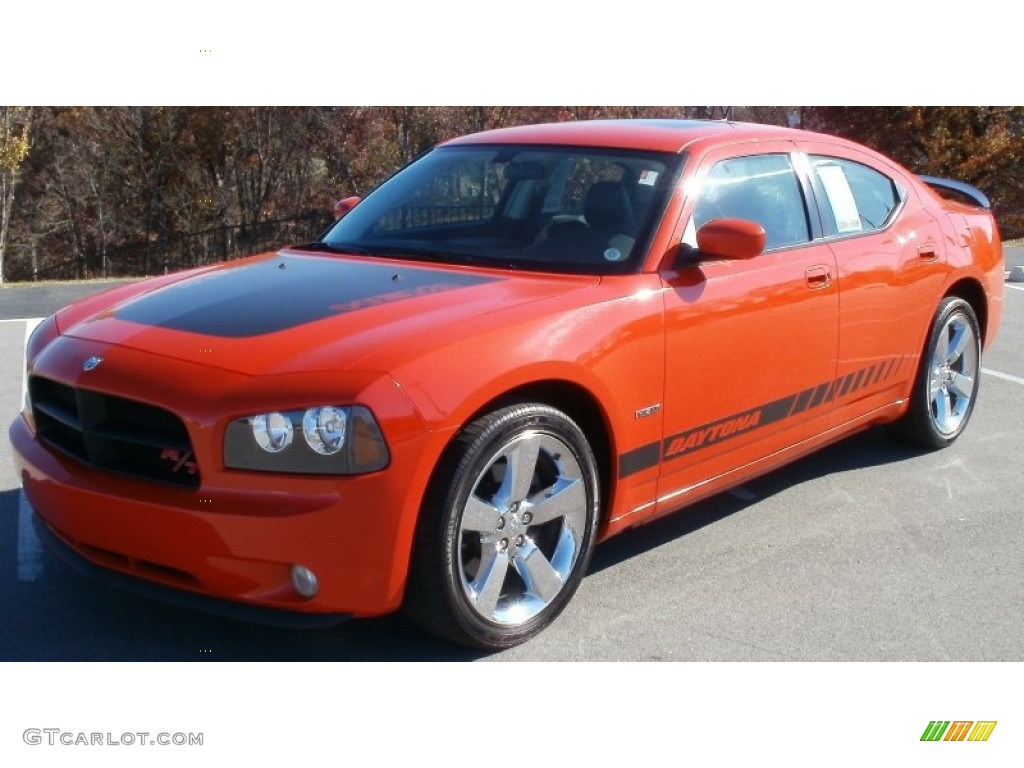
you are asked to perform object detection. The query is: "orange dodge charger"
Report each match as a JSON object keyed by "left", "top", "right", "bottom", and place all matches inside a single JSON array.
[{"left": 9, "top": 120, "right": 1004, "bottom": 648}]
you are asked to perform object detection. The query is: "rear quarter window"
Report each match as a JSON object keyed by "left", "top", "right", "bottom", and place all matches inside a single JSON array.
[{"left": 810, "top": 156, "right": 905, "bottom": 235}]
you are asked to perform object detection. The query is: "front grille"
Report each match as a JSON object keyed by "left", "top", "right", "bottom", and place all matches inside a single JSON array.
[{"left": 29, "top": 376, "right": 200, "bottom": 489}]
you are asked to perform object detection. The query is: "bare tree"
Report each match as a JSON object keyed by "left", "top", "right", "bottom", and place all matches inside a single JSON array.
[{"left": 1, "top": 106, "right": 33, "bottom": 283}]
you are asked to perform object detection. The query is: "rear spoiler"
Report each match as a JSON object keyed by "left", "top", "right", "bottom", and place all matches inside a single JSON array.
[{"left": 918, "top": 175, "right": 991, "bottom": 210}]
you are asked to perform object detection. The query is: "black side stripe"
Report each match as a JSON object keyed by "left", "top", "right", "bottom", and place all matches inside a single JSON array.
[
  {"left": 617, "top": 356, "right": 906, "bottom": 479},
  {"left": 863, "top": 364, "right": 878, "bottom": 388},
  {"left": 619, "top": 442, "right": 663, "bottom": 478},
  {"left": 790, "top": 387, "right": 815, "bottom": 417},
  {"left": 618, "top": 442, "right": 661, "bottom": 479},
  {"left": 875, "top": 358, "right": 893, "bottom": 384},
  {"left": 809, "top": 381, "right": 831, "bottom": 409},
  {"left": 851, "top": 367, "right": 867, "bottom": 393},
  {"left": 838, "top": 372, "right": 856, "bottom": 398}
]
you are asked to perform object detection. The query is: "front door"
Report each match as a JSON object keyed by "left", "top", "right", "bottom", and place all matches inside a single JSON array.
[{"left": 655, "top": 145, "right": 839, "bottom": 514}]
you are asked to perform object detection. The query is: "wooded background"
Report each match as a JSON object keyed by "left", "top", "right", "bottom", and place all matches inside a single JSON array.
[{"left": 1, "top": 106, "right": 1021, "bottom": 283}]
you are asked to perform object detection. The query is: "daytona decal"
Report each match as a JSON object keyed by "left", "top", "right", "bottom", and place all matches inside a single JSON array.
[
  {"left": 618, "top": 355, "right": 907, "bottom": 478},
  {"left": 663, "top": 398, "right": 789, "bottom": 460}
]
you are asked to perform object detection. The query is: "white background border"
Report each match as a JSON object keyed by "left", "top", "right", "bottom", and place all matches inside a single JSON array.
[{"left": 3, "top": 1, "right": 1020, "bottom": 764}]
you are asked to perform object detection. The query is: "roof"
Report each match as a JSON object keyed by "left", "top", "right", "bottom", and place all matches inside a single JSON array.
[{"left": 442, "top": 119, "right": 804, "bottom": 153}]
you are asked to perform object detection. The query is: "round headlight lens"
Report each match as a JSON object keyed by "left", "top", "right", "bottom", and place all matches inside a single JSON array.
[
  {"left": 302, "top": 406, "right": 347, "bottom": 455},
  {"left": 252, "top": 412, "right": 294, "bottom": 453}
]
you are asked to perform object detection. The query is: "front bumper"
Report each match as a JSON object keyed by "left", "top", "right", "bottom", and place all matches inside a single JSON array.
[
  {"left": 10, "top": 412, "right": 435, "bottom": 619},
  {"left": 30, "top": 508, "right": 349, "bottom": 628}
]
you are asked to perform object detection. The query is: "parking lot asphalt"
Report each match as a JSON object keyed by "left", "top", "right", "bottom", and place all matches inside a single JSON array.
[{"left": 1, "top": 249, "right": 1022, "bottom": 660}]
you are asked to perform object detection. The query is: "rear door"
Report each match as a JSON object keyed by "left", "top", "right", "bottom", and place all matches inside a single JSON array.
[{"left": 800, "top": 144, "right": 949, "bottom": 424}]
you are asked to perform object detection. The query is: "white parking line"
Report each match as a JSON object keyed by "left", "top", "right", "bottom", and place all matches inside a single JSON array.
[
  {"left": 983, "top": 368, "right": 1024, "bottom": 387},
  {"left": 17, "top": 491, "right": 43, "bottom": 582},
  {"left": 1006, "top": 283, "right": 1024, "bottom": 292}
]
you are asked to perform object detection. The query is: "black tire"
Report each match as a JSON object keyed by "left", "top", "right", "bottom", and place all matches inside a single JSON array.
[
  {"left": 404, "top": 403, "right": 600, "bottom": 649},
  {"left": 890, "top": 297, "right": 982, "bottom": 449}
]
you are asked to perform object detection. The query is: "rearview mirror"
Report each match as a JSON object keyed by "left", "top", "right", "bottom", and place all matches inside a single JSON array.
[
  {"left": 695, "top": 218, "right": 766, "bottom": 260},
  {"left": 332, "top": 195, "right": 362, "bottom": 221},
  {"left": 504, "top": 160, "right": 546, "bottom": 181}
]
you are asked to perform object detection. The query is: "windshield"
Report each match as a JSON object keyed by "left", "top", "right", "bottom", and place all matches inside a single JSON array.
[{"left": 320, "top": 144, "right": 684, "bottom": 274}]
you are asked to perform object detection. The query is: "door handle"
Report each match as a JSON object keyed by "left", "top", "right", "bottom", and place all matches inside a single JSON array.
[
  {"left": 918, "top": 244, "right": 939, "bottom": 262},
  {"left": 805, "top": 266, "right": 831, "bottom": 289}
]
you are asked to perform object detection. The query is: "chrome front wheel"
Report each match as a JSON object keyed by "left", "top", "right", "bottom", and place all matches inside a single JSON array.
[
  {"left": 405, "top": 403, "right": 599, "bottom": 649},
  {"left": 457, "top": 430, "right": 589, "bottom": 626}
]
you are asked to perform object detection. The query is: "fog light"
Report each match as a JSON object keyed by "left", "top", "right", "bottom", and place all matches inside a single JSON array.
[{"left": 291, "top": 564, "right": 319, "bottom": 598}]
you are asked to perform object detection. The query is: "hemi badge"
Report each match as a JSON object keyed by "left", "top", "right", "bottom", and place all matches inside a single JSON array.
[
  {"left": 635, "top": 404, "right": 661, "bottom": 420},
  {"left": 82, "top": 356, "right": 103, "bottom": 372}
]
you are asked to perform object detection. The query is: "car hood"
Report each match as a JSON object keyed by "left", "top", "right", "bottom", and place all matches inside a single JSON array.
[{"left": 59, "top": 250, "right": 599, "bottom": 376}]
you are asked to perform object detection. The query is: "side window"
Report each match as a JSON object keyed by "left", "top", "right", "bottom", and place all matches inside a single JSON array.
[
  {"left": 692, "top": 154, "right": 811, "bottom": 251},
  {"left": 810, "top": 156, "right": 904, "bottom": 234}
]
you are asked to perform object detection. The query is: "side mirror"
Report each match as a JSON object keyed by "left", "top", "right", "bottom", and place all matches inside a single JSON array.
[
  {"left": 332, "top": 195, "right": 362, "bottom": 221},
  {"left": 695, "top": 218, "right": 766, "bottom": 260}
]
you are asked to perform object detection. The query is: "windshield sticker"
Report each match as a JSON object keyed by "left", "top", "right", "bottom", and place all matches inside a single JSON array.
[
  {"left": 604, "top": 248, "right": 624, "bottom": 262},
  {"left": 638, "top": 170, "right": 659, "bottom": 186},
  {"left": 817, "top": 164, "right": 863, "bottom": 233}
]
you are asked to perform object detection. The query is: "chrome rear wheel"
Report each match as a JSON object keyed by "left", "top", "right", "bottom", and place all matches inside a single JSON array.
[
  {"left": 928, "top": 309, "right": 979, "bottom": 436},
  {"left": 891, "top": 297, "right": 982, "bottom": 449}
]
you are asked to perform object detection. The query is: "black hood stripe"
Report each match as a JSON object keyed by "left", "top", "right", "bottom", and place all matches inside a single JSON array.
[{"left": 115, "top": 255, "right": 499, "bottom": 338}]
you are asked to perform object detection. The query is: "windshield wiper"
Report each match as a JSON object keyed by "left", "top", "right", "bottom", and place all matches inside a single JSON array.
[
  {"left": 296, "top": 241, "right": 493, "bottom": 266},
  {"left": 292, "top": 241, "right": 374, "bottom": 256},
  {"left": 379, "top": 247, "right": 461, "bottom": 263}
]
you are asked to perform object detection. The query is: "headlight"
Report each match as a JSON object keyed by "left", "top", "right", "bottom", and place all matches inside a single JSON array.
[
  {"left": 302, "top": 406, "right": 346, "bottom": 455},
  {"left": 252, "top": 413, "right": 294, "bottom": 453},
  {"left": 224, "top": 405, "right": 388, "bottom": 475}
]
